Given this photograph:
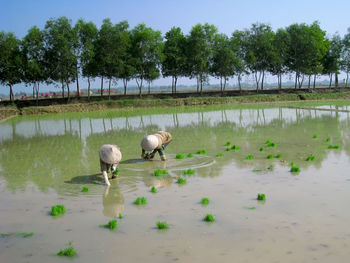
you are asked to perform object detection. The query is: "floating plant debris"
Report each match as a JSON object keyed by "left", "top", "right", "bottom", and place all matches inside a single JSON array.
[
  {"left": 156, "top": 221, "right": 169, "bottom": 229},
  {"left": 21, "top": 232, "right": 34, "bottom": 238},
  {"left": 290, "top": 166, "right": 301, "bottom": 173},
  {"left": 306, "top": 155, "right": 315, "bottom": 161},
  {"left": 243, "top": 206, "right": 256, "bottom": 210},
  {"left": 203, "top": 214, "right": 215, "bottom": 222},
  {"left": 57, "top": 242, "right": 76, "bottom": 257},
  {"left": 313, "top": 134, "right": 318, "bottom": 139},
  {"left": 259, "top": 147, "right": 265, "bottom": 152},
  {"left": 81, "top": 187, "right": 89, "bottom": 192},
  {"left": 187, "top": 153, "right": 194, "bottom": 158},
  {"left": 246, "top": 155, "right": 254, "bottom": 160},
  {"left": 328, "top": 145, "right": 340, "bottom": 149},
  {"left": 196, "top": 150, "right": 207, "bottom": 154},
  {"left": 201, "top": 198, "right": 210, "bottom": 205},
  {"left": 51, "top": 205, "right": 66, "bottom": 216},
  {"left": 151, "top": 186, "right": 157, "bottom": 193},
  {"left": 216, "top": 153, "right": 223, "bottom": 157},
  {"left": 153, "top": 169, "right": 168, "bottom": 177},
  {"left": 275, "top": 153, "right": 282, "bottom": 158},
  {"left": 231, "top": 145, "right": 240, "bottom": 150},
  {"left": 266, "top": 154, "right": 274, "bottom": 159},
  {"left": 257, "top": 193, "right": 266, "bottom": 201},
  {"left": 225, "top": 141, "right": 231, "bottom": 146},
  {"left": 176, "top": 153, "right": 186, "bottom": 159},
  {"left": 183, "top": 169, "right": 195, "bottom": 175},
  {"left": 177, "top": 177, "right": 187, "bottom": 184},
  {"left": 134, "top": 197, "right": 147, "bottom": 205}
]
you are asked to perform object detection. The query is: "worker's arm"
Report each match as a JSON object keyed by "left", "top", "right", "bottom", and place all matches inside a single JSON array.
[{"left": 141, "top": 148, "right": 145, "bottom": 158}]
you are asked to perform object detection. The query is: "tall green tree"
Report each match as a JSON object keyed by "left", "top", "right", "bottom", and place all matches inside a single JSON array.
[
  {"left": 130, "top": 23, "right": 163, "bottom": 97},
  {"left": 0, "top": 32, "right": 23, "bottom": 101},
  {"left": 231, "top": 31, "right": 247, "bottom": 92},
  {"left": 341, "top": 28, "right": 350, "bottom": 87},
  {"left": 323, "top": 34, "right": 342, "bottom": 88},
  {"left": 187, "top": 23, "right": 217, "bottom": 94},
  {"left": 22, "top": 26, "right": 45, "bottom": 104},
  {"left": 162, "top": 27, "right": 187, "bottom": 94},
  {"left": 44, "top": 17, "right": 77, "bottom": 100},
  {"left": 270, "top": 28, "right": 288, "bottom": 90},
  {"left": 75, "top": 19, "right": 98, "bottom": 101}
]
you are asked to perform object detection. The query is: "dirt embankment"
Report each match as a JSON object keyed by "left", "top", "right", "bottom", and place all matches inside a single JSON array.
[{"left": 1, "top": 90, "right": 350, "bottom": 121}]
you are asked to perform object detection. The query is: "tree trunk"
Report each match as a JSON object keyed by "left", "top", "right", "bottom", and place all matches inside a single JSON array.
[
  {"left": 76, "top": 71, "right": 80, "bottom": 98},
  {"left": 238, "top": 74, "right": 242, "bottom": 93},
  {"left": 329, "top": 73, "right": 333, "bottom": 88},
  {"left": 200, "top": 78, "right": 203, "bottom": 95},
  {"left": 32, "top": 83, "right": 35, "bottom": 98},
  {"left": 308, "top": 75, "right": 311, "bottom": 89},
  {"left": 254, "top": 71, "right": 261, "bottom": 91},
  {"left": 136, "top": 78, "right": 143, "bottom": 97},
  {"left": 36, "top": 82, "right": 40, "bottom": 106},
  {"left": 313, "top": 74, "right": 317, "bottom": 89},
  {"left": 108, "top": 78, "right": 111, "bottom": 100},
  {"left": 61, "top": 81, "right": 65, "bottom": 98},
  {"left": 174, "top": 77, "right": 177, "bottom": 94},
  {"left": 123, "top": 79, "right": 127, "bottom": 95},
  {"left": 8, "top": 84, "right": 13, "bottom": 102},
  {"left": 171, "top": 76, "right": 174, "bottom": 94},
  {"left": 66, "top": 81, "right": 70, "bottom": 102},
  {"left": 294, "top": 72, "right": 298, "bottom": 89},
  {"left": 261, "top": 71, "right": 265, "bottom": 90},
  {"left": 88, "top": 77, "right": 91, "bottom": 102},
  {"left": 196, "top": 76, "right": 199, "bottom": 93},
  {"left": 223, "top": 77, "right": 227, "bottom": 93},
  {"left": 148, "top": 81, "right": 151, "bottom": 94},
  {"left": 346, "top": 72, "right": 349, "bottom": 88},
  {"left": 100, "top": 76, "right": 104, "bottom": 96},
  {"left": 335, "top": 73, "right": 338, "bottom": 89}
]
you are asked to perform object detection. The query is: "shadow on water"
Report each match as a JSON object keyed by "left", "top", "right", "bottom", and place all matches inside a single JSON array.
[
  {"left": 119, "top": 158, "right": 145, "bottom": 165},
  {"left": 64, "top": 173, "right": 103, "bottom": 185}
]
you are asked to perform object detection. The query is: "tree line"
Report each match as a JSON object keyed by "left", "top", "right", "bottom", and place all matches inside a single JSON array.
[{"left": 1, "top": 17, "right": 350, "bottom": 102}]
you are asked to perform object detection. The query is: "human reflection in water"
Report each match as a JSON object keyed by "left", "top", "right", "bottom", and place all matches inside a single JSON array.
[
  {"left": 142, "top": 161, "right": 173, "bottom": 190},
  {"left": 102, "top": 185, "right": 124, "bottom": 218}
]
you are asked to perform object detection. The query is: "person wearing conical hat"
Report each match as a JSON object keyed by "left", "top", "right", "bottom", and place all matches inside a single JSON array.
[
  {"left": 141, "top": 131, "right": 172, "bottom": 161},
  {"left": 99, "top": 144, "right": 122, "bottom": 186}
]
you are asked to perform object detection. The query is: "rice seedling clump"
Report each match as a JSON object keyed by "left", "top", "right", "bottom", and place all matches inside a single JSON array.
[
  {"left": 216, "top": 153, "right": 223, "bottom": 157},
  {"left": 183, "top": 168, "right": 195, "bottom": 175},
  {"left": 275, "top": 153, "right": 282, "bottom": 158},
  {"left": 231, "top": 145, "right": 240, "bottom": 150},
  {"left": 107, "top": 219, "right": 117, "bottom": 229},
  {"left": 313, "top": 134, "right": 318, "bottom": 139},
  {"left": 225, "top": 141, "right": 231, "bottom": 146},
  {"left": 328, "top": 145, "right": 340, "bottom": 149},
  {"left": 201, "top": 198, "right": 210, "bottom": 205},
  {"left": 112, "top": 167, "right": 120, "bottom": 175},
  {"left": 196, "top": 149, "right": 207, "bottom": 154},
  {"left": 81, "top": 187, "right": 89, "bottom": 192},
  {"left": 226, "top": 147, "right": 231, "bottom": 151},
  {"left": 267, "top": 164, "right": 274, "bottom": 170},
  {"left": 306, "top": 155, "right": 315, "bottom": 161},
  {"left": 177, "top": 177, "right": 187, "bottom": 184},
  {"left": 153, "top": 169, "right": 168, "bottom": 177},
  {"left": 326, "top": 137, "right": 331, "bottom": 142},
  {"left": 151, "top": 186, "right": 157, "bottom": 193},
  {"left": 51, "top": 205, "right": 66, "bottom": 216},
  {"left": 176, "top": 153, "right": 186, "bottom": 159},
  {"left": 119, "top": 213, "right": 123, "bottom": 219},
  {"left": 246, "top": 154, "right": 254, "bottom": 160},
  {"left": 57, "top": 242, "right": 75, "bottom": 257},
  {"left": 257, "top": 193, "right": 266, "bottom": 201},
  {"left": 156, "top": 221, "right": 169, "bottom": 229},
  {"left": 187, "top": 153, "right": 194, "bottom": 158},
  {"left": 266, "top": 154, "right": 274, "bottom": 159},
  {"left": 203, "top": 214, "right": 215, "bottom": 222},
  {"left": 134, "top": 197, "right": 147, "bottom": 205},
  {"left": 290, "top": 166, "right": 301, "bottom": 173},
  {"left": 21, "top": 232, "right": 34, "bottom": 238},
  {"left": 265, "top": 140, "right": 276, "bottom": 147},
  {"left": 259, "top": 147, "right": 265, "bottom": 152}
]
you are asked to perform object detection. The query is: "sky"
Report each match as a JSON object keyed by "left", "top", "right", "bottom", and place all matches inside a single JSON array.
[{"left": 1, "top": 0, "right": 350, "bottom": 94}]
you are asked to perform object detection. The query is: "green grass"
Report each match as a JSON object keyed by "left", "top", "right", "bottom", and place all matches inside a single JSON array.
[
  {"left": 306, "top": 155, "right": 315, "bottom": 161},
  {"left": 156, "top": 221, "right": 169, "bottom": 229},
  {"left": 176, "top": 153, "right": 186, "bottom": 159},
  {"left": 246, "top": 154, "right": 254, "bottom": 160},
  {"left": 81, "top": 187, "right": 89, "bottom": 192},
  {"left": 328, "top": 145, "right": 341, "bottom": 149},
  {"left": 196, "top": 149, "right": 207, "bottom": 154},
  {"left": 57, "top": 242, "right": 75, "bottom": 257},
  {"left": 201, "top": 198, "right": 210, "bottom": 205},
  {"left": 290, "top": 166, "right": 301, "bottom": 173},
  {"left": 151, "top": 186, "right": 157, "bottom": 193},
  {"left": 225, "top": 141, "right": 231, "bottom": 146},
  {"left": 183, "top": 168, "right": 196, "bottom": 175},
  {"left": 203, "top": 214, "right": 215, "bottom": 222},
  {"left": 275, "top": 153, "right": 282, "bottom": 158},
  {"left": 266, "top": 154, "right": 274, "bottom": 159},
  {"left": 216, "top": 153, "right": 223, "bottom": 157},
  {"left": 134, "top": 197, "right": 147, "bottom": 205},
  {"left": 177, "top": 177, "right": 187, "bottom": 184},
  {"left": 51, "top": 205, "right": 66, "bottom": 216},
  {"left": 153, "top": 169, "right": 168, "bottom": 177},
  {"left": 187, "top": 153, "right": 194, "bottom": 158},
  {"left": 313, "top": 134, "right": 318, "bottom": 139},
  {"left": 21, "top": 232, "right": 34, "bottom": 238},
  {"left": 257, "top": 193, "right": 266, "bottom": 201},
  {"left": 259, "top": 147, "right": 265, "bottom": 151},
  {"left": 231, "top": 145, "right": 240, "bottom": 150}
]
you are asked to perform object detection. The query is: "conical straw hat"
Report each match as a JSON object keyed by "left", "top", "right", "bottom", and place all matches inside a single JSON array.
[
  {"left": 141, "top": 135, "right": 158, "bottom": 151},
  {"left": 99, "top": 144, "right": 122, "bottom": 164}
]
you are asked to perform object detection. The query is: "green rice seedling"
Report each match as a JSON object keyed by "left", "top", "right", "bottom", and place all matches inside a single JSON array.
[
  {"left": 266, "top": 154, "right": 274, "bottom": 159},
  {"left": 134, "top": 197, "right": 147, "bottom": 205},
  {"left": 151, "top": 186, "right": 157, "bottom": 193},
  {"left": 243, "top": 206, "right": 256, "bottom": 210},
  {"left": 21, "top": 232, "right": 34, "bottom": 238},
  {"left": 313, "top": 134, "right": 318, "bottom": 139},
  {"left": 183, "top": 169, "right": 195, "bottom": 175},
  {"left": 275, "top": 153, "right": 282, "bottom": 158},
  {"left": 153, "top": 169, "right": 168, "bottom": 177},
  {"left": 259, "top": 147, "right": 265, "bottom": 152},
  {"left": 176, "top": 153, "right": 186, "bottom": 159},
  {"left": 177, "top": 177, "right": 187, "bottom": 184},
  {"left": 231, "top": 145, "right": 240, "bottom": 150},
  {"left": 267, "top": 142, "right": 276, "bottom": 147},
  {"left": 81, "top": 187, "right": 89, "bottom": 192},
  {"left": 326, "top": 137, "right": 331, "bottom": 142},
  {"left": 107, "top": 220, "right": 117, "bottom": 229},
  {"left": 119, "top": 213, "right": 123, "bottom": 219},
  {"left": 112, "top": 167, "right": 120, "bottom": 175},
  {"left": 265, "top": 140, "right": 271, "bottom": 144},
  {"left": 51, "top": 205, "right": 66, "bottom": 216},
  {"left": 328, "top": 145, "right": 341, "bottom": 149},
  {"left": 225, "top": 141, "right": 231, "bottom": 146},
  {"left": 203, "top": 214, "right": 215, "bottom": 222},
  {"left": 57, "top": 242, "right": 75, "bottom": 257},
  {"left": 306, "top": 155, "right": 315, "bottom": 161},
  {"left": 267, "top": 164, "right": 274, "bottom": 170},
  {"left": 257, "top": 193, "right": 266, "bottom": 201},
  {"left": 216, "top": 153, "right": 223, "bottom": 157},
  {"left": 246, "top": 154, "right": 254, "bottom": 160},
  {"left": 201, "top": 197, "right": 210, "bottom": 205},
  {"left": 1, "top": 233, "right": 7, "bottom": 237},
  {"left": 156, "top": 221, "right": 169, "bottom": 229},
  {"left": 196, "top": 150, "right": 207, "bottom": 154},
  {"left": 187, "top": 153, "right": 194, "bottom": 158},
  {"left": 290, "top": 166, "right": 301, "bottom": 173},
  {"left": 290, "top": 162, "right": 295, "bottom": 167},
  {"left": 226, "top": 147, "right": 231, "bottom": 151}
]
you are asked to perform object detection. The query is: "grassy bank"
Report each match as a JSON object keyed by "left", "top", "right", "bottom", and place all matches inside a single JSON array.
[{"left": 1, "top": 91, "right": 350, "bottom": 120}]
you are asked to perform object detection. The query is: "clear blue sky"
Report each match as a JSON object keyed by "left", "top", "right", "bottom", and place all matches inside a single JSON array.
[{"left": 1, "top": 0, "right": 350, "bottom": 94}]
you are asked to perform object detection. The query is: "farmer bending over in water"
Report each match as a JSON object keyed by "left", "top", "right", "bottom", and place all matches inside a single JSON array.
[
  {"left": 99, "top": 144, "right": 122, "bottom": 186},
  {"left": 141, "top": 131, "right": 172, "bottom": 161}
]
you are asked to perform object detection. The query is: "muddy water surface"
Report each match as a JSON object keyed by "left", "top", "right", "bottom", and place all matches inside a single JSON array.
[{"left": 1, "top": 102, "right": 350, "bottom": 263}]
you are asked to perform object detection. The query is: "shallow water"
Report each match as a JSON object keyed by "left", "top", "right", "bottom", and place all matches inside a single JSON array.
[{"left": 1, "top": 102, "right": 350, "bottom": 263}]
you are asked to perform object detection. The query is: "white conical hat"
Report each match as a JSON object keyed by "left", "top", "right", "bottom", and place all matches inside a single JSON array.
[
  {"left": 99, "top": 144, "right": 122, "bottom": 164},
  {"left": 141, "top": 135, "right": 158, "bottom": 151}
]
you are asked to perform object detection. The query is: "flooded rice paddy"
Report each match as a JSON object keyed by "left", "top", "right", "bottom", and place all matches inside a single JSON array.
[{"left": 1, "top": 102, "right": 350, "bottom": 263}]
